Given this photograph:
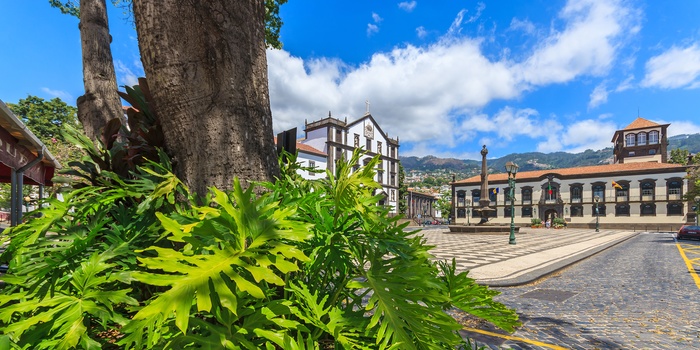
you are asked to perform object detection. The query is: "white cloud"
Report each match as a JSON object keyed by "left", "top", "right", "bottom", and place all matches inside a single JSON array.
[
  {"left": 115, "top": 60, "right": 140, "bottom": 87},
  {"left": 615, "top": 75, "right": 634, "bottom": 92},
  {"left": 662, "top": 120, "right": 700, "bottom": 137},
  {"left": 516, "top": 0, "right": 639, "bottom": 87},
  {"left": 398, "top": 1, "right": 417, "bottom": 12},
  {"left": 509, "top": 18, "right": 536, "bottom": 35},
  {"left": 467, "top": 2, "right": 486, "bottom": 24},
  {"left": 266, "top": 0, "right": 639, "bottom": 155},
  {"left": 416, "top": 26, "right": 427, "bottom": 39},
  {"left": 641, "top": 43, "right": 700, "bottom": 89},
  {"left": 536, "top": 118, "right": 616, "bottom": 153},
  {"left": 367, "top": 23, "right": 379, "bottom": 36},
  {"left": 588, "top": 81, "right": 608, "bottom": 109},
  {"left": 41, "top": 87, "right": 73, "bottom": 102},
  {"left": 372, "top": 12, "right": 383, "bottom": 23}
]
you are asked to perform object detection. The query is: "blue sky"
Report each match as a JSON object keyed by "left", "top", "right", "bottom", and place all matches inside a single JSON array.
[{"left": 2, "top": 1, "right": 700, "bottom": 160}]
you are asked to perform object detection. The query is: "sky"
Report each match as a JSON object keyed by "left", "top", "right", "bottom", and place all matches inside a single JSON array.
[{"left": 1, "top": 0, "right": 700, "bottom": 160}]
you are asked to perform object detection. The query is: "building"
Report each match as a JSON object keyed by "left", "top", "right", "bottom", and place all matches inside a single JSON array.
[
  {"left": 451, "top": 118, "right": 693, "bottom": 230},
  {"left": 407, "top": 189, "right": 438, "bottom": 219},
  {"left": 293, "top": 112, "right": 401, "bottom": 214}
]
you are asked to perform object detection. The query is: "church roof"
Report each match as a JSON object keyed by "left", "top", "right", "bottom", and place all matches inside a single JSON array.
[{"left": 453, "top": 161, "right": 687, "bottom": 185}]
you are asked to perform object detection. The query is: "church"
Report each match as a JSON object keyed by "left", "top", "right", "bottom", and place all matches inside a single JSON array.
[
  {"left": 289, "top": 110, "right": 401, "bottom": 214},
  {"left": 450, "top": 118, "right": 693, "bottom": 230}
]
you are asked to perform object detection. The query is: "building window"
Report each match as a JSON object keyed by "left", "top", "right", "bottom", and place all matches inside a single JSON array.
[
  {"left": 377, "top": 170, "right": 384, "bottom": 184},
  {"left": 354, "top": 134, "right": 360, "bottom": 147},
  {"left": 489, "top": 188, "right": 498, "bottom": 203},
  {"left": 545, "top": 184, "right": 557, "bottom": 203},
  {"left": 571, "top": 187, "right": 582, "bottom": 203},
  {"left": 522, "top": 188, "right": 532, "bottom": 204},
  {"left": 570, "top": 205, "right": 583, "bottom": 217},
  {"left": 391, "top": 161, "right": 396, "bottom": 173},
  {"left": 592, "top": 204, "right": 606, "bottom": 216},
  {"left": 457, "top": 191, "right": 466, "bottom": 207},
  {"left": 667, "top": 180, "right": 682, "bottom": 200},
  {"left": 637, "top": 132, "right": 647, "bottom": 145},
  {"left": 366, "top": 139, "right": 371, "bottom": 152},
  {"left": 615, "top": 204, "right": 630, "bottom": 216},
  {"left": 640, "top": 203, "right": 655, "bottom": 216},
  {"left": 390, "top": 175, "right": 396, "bottom": 186},
  {"left": 616, "top": 188, "right": 628, "bottom": 202},
  {"left": 592, "top": 185, "right": 605, "bottom": 202},
  {"left": 336, "top": 129, "right": 343, "bottom": 143},
  {"left": 504, "top": 206, "right": 512, "bottom": 218},
  {"left": 667, "top": 202, "right": 683, "bottom": 216},
  {"left": 629, "top": 151, "right": 635, "bottom": 156},
  {"left": 391, "top": 146, "right": 396, "bottom": 158},
  {"left": 457, "top": 208, "right": 466, "bottom": 218},
  {"left": 471, "top": 190, "right": 481, "bottom": 204},
  {"left": 335, "top": 147, "right": 343, "bottom": 161},
  {"left": 649, "top": 149, "right": 656, "bottom": 155},
  {"left": 649, "top": 131, "right": 659, "bottom": 144},
  {"left": 308, "top": 160, "right": 315, "bottom": 175},
  {"left": 641, "top": 181, "right": 655, "bottom": 200},
  {"left": 391, "top": 190, "right": 395, "bottom": 201},
  {"left": 504, "top": 187, "right": 512, "bottom": 204},
  {"left": 625, "top": 133, "right": 635, "bottom": 146},
  {"left": 377, "top": 142, "right": 382, "bottom": 155},
  {"left": 521, "top": 206, "right": 533, "bottom": 218},
  {"left": 472, "top": 209, "right": 479, "bottom": 218}
]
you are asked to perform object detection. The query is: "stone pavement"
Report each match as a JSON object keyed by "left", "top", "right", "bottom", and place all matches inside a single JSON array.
[{"left": 412, "top": 227, "right": 641, "bottom": 286}]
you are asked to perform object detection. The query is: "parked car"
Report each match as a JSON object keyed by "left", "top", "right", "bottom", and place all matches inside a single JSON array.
[{"left": 677, "top": 225, "right": 700, "bottom": 240}]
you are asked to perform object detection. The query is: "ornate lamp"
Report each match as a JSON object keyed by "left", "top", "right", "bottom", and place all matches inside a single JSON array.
[{"left": 505, "top": 161, "right": 519, "bottom": 244}]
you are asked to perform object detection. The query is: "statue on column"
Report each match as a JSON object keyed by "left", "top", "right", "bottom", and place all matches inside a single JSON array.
[{"left": 476, "top": 145, "right": 495, "bottom": 224}]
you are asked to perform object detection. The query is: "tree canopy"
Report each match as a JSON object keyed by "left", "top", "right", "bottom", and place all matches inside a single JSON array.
[{"left": 7, "top": 95, "right": 79, "bottom": 142}]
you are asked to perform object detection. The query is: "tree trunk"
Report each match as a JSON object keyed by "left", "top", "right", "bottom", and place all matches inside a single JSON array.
[
  {"left": 77, "top": 0, "right": 124, "bottom": 142},
  {"left": 132, "top": 0, "right": 280, "bottom": 196}
]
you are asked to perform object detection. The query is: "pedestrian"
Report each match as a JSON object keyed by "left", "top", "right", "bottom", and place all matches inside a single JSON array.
[{"left": 545, "top": 218, "right": 551, "bottom": 229}]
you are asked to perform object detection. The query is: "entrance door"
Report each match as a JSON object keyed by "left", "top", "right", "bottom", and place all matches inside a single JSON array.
[{"left": 544, "top": 209, "right": 559, "bottom": 223}]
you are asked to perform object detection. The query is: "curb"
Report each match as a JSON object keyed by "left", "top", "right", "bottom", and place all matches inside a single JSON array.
[{"left": 476, "top": 231, "right": 641, "bottom": 287}]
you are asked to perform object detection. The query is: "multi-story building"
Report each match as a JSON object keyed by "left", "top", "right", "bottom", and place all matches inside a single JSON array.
[
  {"left": 451, "top": 118, "right": 693, "bottom": 230},
  {"left": 293, "top": 112, "right": 401, "bottom": 214}
]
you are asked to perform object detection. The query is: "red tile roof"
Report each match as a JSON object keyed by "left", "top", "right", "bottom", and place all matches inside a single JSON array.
[
  {"left": 453, "top": 162, "right": 687, "bottom": 185},
  {"left": 273, "top": 137, "right": 326, "bottom": 157},
  {"left": 623, "top": 117, "right": 661, "bottom": 130}
]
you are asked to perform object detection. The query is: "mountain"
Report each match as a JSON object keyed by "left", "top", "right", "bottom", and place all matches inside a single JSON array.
[{"left": 401, "top": 133, "right": 700, "bottom": 175}]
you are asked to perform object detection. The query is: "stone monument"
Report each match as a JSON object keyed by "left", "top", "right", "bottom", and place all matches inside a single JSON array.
[{"left": 475, "top": 145, "right": 495, "bottom": 224}]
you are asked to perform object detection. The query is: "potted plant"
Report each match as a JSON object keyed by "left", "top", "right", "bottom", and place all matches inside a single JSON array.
[
  {"left": 530, "top": 218, "right": 543, "bottom": 228},
  {"left": 553, "top": 217, "right": 567, "bottom": 229}
]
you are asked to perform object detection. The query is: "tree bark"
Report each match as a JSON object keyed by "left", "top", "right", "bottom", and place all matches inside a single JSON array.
[
  {"left": 77, "top": 0, "right": 124, "bottom": 142},
  {"left": 132, "top": 0, "right": 280, "bottom": 196}
]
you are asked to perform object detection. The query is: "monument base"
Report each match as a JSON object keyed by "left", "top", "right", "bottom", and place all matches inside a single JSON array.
[{"left": 446, "top": 225, "right": 521, "bottom": 235}]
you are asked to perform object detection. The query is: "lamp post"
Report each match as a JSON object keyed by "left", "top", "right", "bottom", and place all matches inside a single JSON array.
[
  {"left": 505, "top": 161, "right": 519, "bottom": 245},
  {"left": 466, "top": 199, "right": 471, "bottom": 226},
  {"left": 695, "top": 196, "right": 700, "bottom": 226},
  {"left": 594, "top": 195, "right": 600, "bottom": 232}
]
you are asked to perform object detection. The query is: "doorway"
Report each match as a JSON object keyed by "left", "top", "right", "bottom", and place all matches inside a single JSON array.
[{"left": 544, "top": 209, "right": 559, "bottom": 224}]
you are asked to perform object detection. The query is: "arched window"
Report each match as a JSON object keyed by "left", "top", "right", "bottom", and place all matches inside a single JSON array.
[
  {"left": 667, "top": 202, "right": 683, "bottom": 216},
  {"left": 457, "top": 208, "right": 466, "bottom": 218},
  {"left": 471, "top": 190, "right": 481, "bottom": 204},
  {"left": 571, "top": 187, "right": 582, "bottom": 203},
  {"left": 667, "top": 180, "right": 682, "bottom": 199},
  {"left": 521, "top": 206, "right": 533, "bottom": 218},
  {"left": 615, "top": 204, "right": 630, "bottom": 216},
  {"left": 640, "top": 203, "right": 655, "bottom": 216},
  {"left": 522, "top": 188, "right": 532, "bottom": 204},
  {"left": 648, "top": 131, "right": 659, "bottom": 144},
  {"left": 641, "top": 182, "right": 655, "bottom": 200},
  {"left": 592, "top": 184, "right": 605, "bottom": 202},
  {"left": 625, "top": 133, "right": 636, "bottom": 146},
  {"left": 637, "top": 132, "right": 647, "bottom": 145},
  {"left": 570, "top": 205, "right": 584, "bottom": 217},
  {"left": 457, "top": 190, "right": 466, "bottom": 207}
]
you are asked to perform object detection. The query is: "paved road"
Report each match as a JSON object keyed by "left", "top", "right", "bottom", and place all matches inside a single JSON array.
[{"left": 464, "top": 232, "right": 700, "bottom": 349}]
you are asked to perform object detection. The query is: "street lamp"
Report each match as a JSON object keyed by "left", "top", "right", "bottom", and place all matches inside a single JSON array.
[
  {"left": 466, "top": 199, "right": 471, "bottom": 226},
  {"left": 694, "top": 195, "right": 700, "bottom": 226},
  {"left": 594, "top": 195, "right": 600, "bottom": 232},
  {"left": 505, "top": 161, "right": 519, "bottom": 245}
]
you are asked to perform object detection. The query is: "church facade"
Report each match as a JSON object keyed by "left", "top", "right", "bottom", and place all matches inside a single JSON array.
[
  {"left": 451, "top": 118, "right": 693, "bottom": 230},
  {"left": 293, "top": 112, "right": 401, "bottom": 214}
]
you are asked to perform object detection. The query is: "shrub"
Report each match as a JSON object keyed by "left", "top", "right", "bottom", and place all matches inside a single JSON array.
[
  {"left": 0, "top": 90, "right": 520, "bottom": 348},
  {"left": 530, "top": 218, "right": 542, "bottom": 226}
]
